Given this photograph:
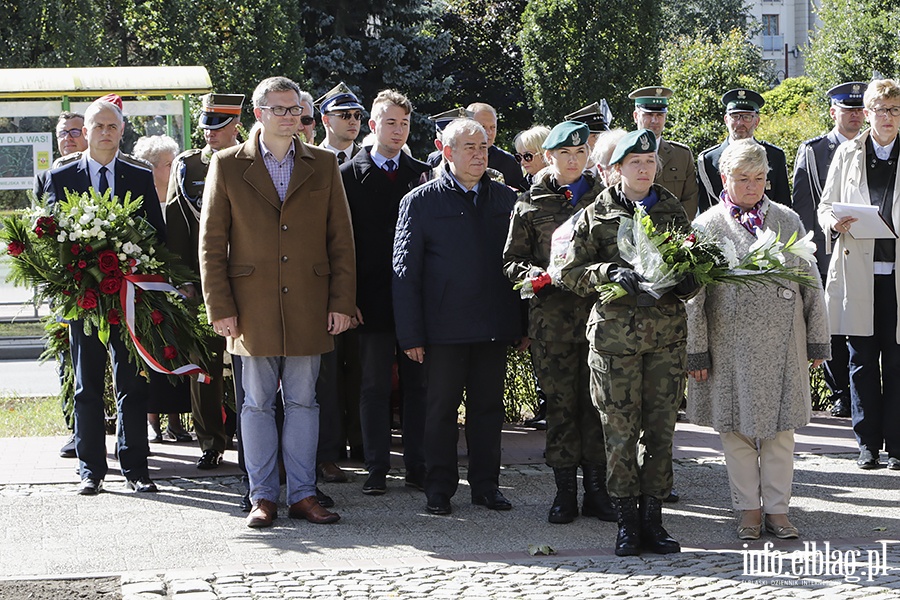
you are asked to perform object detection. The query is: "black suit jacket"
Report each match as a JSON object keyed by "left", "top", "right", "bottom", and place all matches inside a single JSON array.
[
  {"left": 47, "top": 156, "right": 166, "bottom": 241},
  {"left": 793, "top": 130, "right": 844, "bottom": 276},
  {"left": 697, "top": 137, "right": 791, "bottom": 214},
  {"left": 489, "top": 145, "right": 526, "bottom": 191},
  {"left": 341, "top": 147, "right": 430, "bottom": 331}
]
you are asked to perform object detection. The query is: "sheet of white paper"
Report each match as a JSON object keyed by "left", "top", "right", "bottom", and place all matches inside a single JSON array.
[{"left": 832, "top": 204, "right": 897, "bottom": 239}]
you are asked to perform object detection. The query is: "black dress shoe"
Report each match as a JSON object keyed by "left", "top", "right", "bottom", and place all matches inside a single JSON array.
[
  {"left": 404, "top": 465, "right": 426, "bottom": 491},
  {"left": 362, "top": 471, "right": 387, "bottom": 495},
  {"left": 831, "top": 396, "right": 851, "bottom": 418},
  {"left": 239, "top": 492, "right": 252, "bottom": 512},
  {"left": 426, "top": 493, "right": 451, "bottom": 515},
  {"left": 472, "top": 489, "right": 512, "bottom": 511},
  {"left": 60, "top": 434, "right": 77, "bottom": 458},
  {"left": 196, "top": 449, "right": 223, "bottom": 470},
  {"left": 316, "top": 486, "right": 335, "bottom": 508},
  {"left": 858, "top": 449, "right": 879, "bottom": 469},
  {"left": 126, "top": 477, "right": 158, "bottom": 493},
  {"left": 663, "top": 488, "right": 680, "bottom": 503},
  {"left": 887, "top": 457, "right": 900, "bottom": 470},
  {"left": 78, "top": 477, "right": 103, "bottom": 496}
]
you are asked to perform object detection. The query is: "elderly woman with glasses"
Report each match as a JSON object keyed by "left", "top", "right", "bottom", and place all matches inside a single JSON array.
[
  {"left": 513, "top": 125, "right": 551, "bottom": 186},
  {"left": 687, "top": 139, "right": 829, "bottom": 541},
  {"left": 504, "top": 121, "right": 613, "bottom": 525},
  {"left": 819, "top": 78, "right": 900, "bottom": 472},
  {"left": 559, "top": 129, "right": 697, "bottom": 556}
]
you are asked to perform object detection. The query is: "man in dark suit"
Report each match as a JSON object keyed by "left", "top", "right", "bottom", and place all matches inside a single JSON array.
[
  {"left": 697, "top": 88, "right": 791, "bottom": 213},
  {"left": 341, "top": 89, "right": 431, "bottom": 496},
  {"left": 793, "top": 82, "right": 867, "bottom": 419},
  {"left": 468, "top": 102, "right": 527, "bottom": 191},
  {"left": 393, "top": 118, "right": 525, "bottom": 515},
  {"left": 46, "top": 99, "right": 165, "bottom": 495}
]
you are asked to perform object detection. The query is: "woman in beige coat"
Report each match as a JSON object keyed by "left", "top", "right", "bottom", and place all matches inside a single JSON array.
[
  {"left": 686, "top": 140, "right": 829, "bottom": 540},
  {"left": 818, "top": 79, "right": 900, "bottom": 472}
]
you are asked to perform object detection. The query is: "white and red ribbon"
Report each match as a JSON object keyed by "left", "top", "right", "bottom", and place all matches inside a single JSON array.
[{"left": 120, "top": 273, "right": 211, "bottom": 384}]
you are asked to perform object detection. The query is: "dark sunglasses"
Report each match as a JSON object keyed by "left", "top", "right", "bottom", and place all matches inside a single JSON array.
[
  {"left": 514, "top": 152, "right": 536, "bottom": 163},
  {"left": 328, "top": 111, "right": 363, "bottom": 121},
  {"left": 300, "top": 116, "right": 316, "bottom": 126}
]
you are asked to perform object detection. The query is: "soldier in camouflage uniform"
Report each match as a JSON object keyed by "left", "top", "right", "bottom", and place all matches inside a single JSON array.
[
  {"left": 559, "top": 129, "right": 697, "bottom": 557},
  {"left": 166, "top": 93, "right": 244, "bottom": 470},
  {"left": 503, "top": 121, "right": 614, "bottom": 525}
]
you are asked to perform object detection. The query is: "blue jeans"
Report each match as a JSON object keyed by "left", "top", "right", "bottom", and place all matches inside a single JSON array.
[
  {"left": 241, "top": 355, "right": 320, "bottom": 505},
  {"left": 847, "top": 273, "right": 900, "bottom": 458}
]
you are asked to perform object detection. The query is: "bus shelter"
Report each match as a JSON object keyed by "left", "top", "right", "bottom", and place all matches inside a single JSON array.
[{"left": 0, "top": 66, "right": 212, "bottom": 190}]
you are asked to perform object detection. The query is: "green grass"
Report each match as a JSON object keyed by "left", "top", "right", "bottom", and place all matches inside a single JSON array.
[
  {"left": 0, "top": 320, "right": 45, "bottom": 337},
  {"left": 0, "top": 395, "right": 68, "bottom": 437}
]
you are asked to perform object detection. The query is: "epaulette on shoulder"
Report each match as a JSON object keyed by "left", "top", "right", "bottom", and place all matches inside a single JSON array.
[
  {"left": 666, "top": 140, "right": 692, "bottom": 152},
  {"left": 52, "top": 152, "right": 82, "bottom": 168},
  {"left": 759, "top": 139, "right": 785, "bottom": 152},
  {"left": 799, "top": 134, "right": 829, "bottom": 149},
  {"left": 698, "top": 143, "right": 722, "bottom": 158},
  {"left": 117, "top": 152, "right": 153, "bottom": 171},
  {"left": 176, "top": 148, "right": 202, "bottom": 160}
]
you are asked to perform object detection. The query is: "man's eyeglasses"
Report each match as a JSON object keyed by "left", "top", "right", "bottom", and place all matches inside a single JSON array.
[
  {"left": 515, "top": 152, "right": 536, "bottom": 163},
  {"left": 868, "top": 106, "right": 900, "bottom": 117},
  {"left": 728, "top": 113, "right": 757, "bottom": 123},
  {"left": 260, "top": 105, "right": 304, "bottom": 117},
  {"left": 327, "top": 111, "right": 363, "bottom": 121},
  {"left": 57, "top": 129, "right": 83, "bottom": 139},
  {"left": 300, "top": 116, "right": 316, "bottom": 126}
]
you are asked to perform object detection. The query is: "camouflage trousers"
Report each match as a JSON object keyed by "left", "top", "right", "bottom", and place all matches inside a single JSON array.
[
  {"left": 587, "top": 304, "right": 687, "bottom": 499},
  {"left": 531, "top": 340, "right": 606, "bottom": 468}
]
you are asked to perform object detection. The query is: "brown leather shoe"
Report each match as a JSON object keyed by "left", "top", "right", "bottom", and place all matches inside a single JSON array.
[
  {"left": 318, "top": 461, "right": 349, "bottom": 483},
  {"left": 246, "top": 499, "right": 277, "bottom": 528},
  {"left": 289, "top": 495, "right": 340, "bottom": 524}
]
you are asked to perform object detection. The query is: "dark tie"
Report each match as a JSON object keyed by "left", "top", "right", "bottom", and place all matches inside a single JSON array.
[
  {"left": 98, "top": 166, "right": 110, "bottom": 195},
  {"left": 337, "top": 151, "right": 347, "bottom": 165},
  {"left": 383, "top": 160, "right": 398, "bottom": 182},
  {"left": 466, "top": 190, "right": 477, "bottom": 206}
]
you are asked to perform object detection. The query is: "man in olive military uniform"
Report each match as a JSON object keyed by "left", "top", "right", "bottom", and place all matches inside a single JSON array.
[
  {"left": 166, "top": 93, "right": 244, "bottom": 470},
  {"left": 697, "top": 88, "right": 791, "bottom": 213},
  {"left": 793, "top": 82, "right": 866, "bottom": 419},
  {"left": 630, "top": 86, "right": 699, "bottom": 220}
]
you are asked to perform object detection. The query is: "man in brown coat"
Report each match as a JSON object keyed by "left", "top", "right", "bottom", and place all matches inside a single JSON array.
[{"left": 199, "top": 76, "right": 356, "bottom": 528}]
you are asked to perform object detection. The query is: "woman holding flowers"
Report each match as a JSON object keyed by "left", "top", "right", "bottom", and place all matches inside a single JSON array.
[
  {"left": 559, "top": 129, "right": 695, "bottom": 556},
  {"left": 504, "top": 121, "right": 614, "bottom": 525},
  {"left": 686, "top": 139, "right": 829, "bottom": 541}
]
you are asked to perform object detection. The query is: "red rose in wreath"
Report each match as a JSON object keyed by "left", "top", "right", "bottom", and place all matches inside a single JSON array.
[
  {"left": 76, "top": 289, "right": 98, "bottom": 310},
  {"left": 107, "top": 309, "right": 121, "bottom": 325},
  {"left": 97, "top": 249, "right": 121, "bottom": 275},
  {"left": 150, "top": 310, "right": 165, "bottom": 325},
  {"left": 99, "top": 275, "right": 122, "bottom": 295},
  {"left": 163, "top": 346, "right": 178, "bottom": 360},
  {"left": 7, "top": 241, "right": 25, "bottom": 257}
]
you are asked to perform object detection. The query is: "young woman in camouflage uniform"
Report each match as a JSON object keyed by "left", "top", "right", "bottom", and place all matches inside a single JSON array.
[
  {"left": 559, "top": 129, "right": 697, "bottom": 556},
  {"left": 503, "top": 121, "right": 615, "bottom": 525}
]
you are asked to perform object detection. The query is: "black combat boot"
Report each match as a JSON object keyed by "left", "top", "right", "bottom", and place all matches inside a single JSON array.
[
  {"left": 612, "top": 496, "right": 641, "bottom": 556},
  {"left": 581, "top": 463, "right": 616, "bottom": 522},
  {"left": 548, "top": 466, "right": 579, "bottom": 524},
  {"left": 640, "top": 494, "right": 681, "bottom": 554}
]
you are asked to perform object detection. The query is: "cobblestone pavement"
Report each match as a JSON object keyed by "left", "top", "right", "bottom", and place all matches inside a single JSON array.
[{"left": 2, "top": 453, "right": 899, "bottom": 599}]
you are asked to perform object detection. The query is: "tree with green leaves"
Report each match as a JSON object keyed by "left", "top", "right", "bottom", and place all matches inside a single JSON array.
[
  {"left": 805, "top": 0, "right": 900, "bottom": 98},
  {"left": 299, "top": 0, "right": 450, "bottom": 154},
  {"left": 432, "top": 0, "right": 530, "bottom": 149},
  {"left": 660, "top": 0, "right": 757, "bottom": 42},
  {"left": 758, "top": 77, "right": 830, "bottom": 169},
  {"left": 661, "top": 29, "right": 770, "bottom": 155},
  {"left": 519, "top": 0, "right": 659, "bottom": 127}
]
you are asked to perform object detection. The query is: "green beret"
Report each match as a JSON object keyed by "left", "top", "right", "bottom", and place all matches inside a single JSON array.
[
  {"left": 609, "top": 128, "right": 657, "bottom": 165},
  {"left": 542, "top": 121, "right": 590, "bottom": 150}
]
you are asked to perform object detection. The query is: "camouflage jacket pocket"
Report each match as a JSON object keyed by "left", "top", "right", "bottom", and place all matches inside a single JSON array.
[{"left": 587, "top": 304, "right": 638, "bottom": 356}]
